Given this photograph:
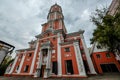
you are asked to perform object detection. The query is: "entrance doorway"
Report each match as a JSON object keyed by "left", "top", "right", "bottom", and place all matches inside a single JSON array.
[
  {"left": 40, "top": 65, "right": 46, "bottom": 77},
  {"left": 52, "top": 61, "right": 58, "bottom": 75},
  {"left": 100, "top": 64, "right": 119, "bottom": 73},
  {"left": 65, "top": 60, "right": 74, "bottom": 74}
]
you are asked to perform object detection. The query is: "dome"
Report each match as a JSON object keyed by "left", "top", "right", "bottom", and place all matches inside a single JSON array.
[{"left": 49, "top": 3, "right": 62, "bottom": 13}]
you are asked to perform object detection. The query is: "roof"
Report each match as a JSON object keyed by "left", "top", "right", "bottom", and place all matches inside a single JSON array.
[
  {"left": 0, "top": 40, "right": 14, "bottom": 48},
  {"left": 60, "top": 40, "right": 79, "bottom": 45},
  {"left": 66, "top": 30, "right": 84, "bottom": 37},
  {"left": 16, "top": 48, "right": 35, "bottom": 52},
  {"left": 28, "top": 40, "right": 36, "bottom": 44}
]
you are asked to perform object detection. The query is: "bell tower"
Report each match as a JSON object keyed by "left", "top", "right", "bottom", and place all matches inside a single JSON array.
[
  {"left": 42, "top": 3, "right": 67, "bottom": 33},
  {"left": 47, "top": 3, "right": 63, "bottom": 21}
]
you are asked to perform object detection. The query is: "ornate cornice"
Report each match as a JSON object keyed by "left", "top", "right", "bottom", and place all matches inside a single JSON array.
[
  {"left": 66, "top": 30, "right": 84, "bottom": 37},
  {"left": 16, "top": 48, "right": 35, "bottom": 52}
]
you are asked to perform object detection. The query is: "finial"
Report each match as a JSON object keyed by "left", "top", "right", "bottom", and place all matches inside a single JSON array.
[{"left": 55, "top": 1, "right": 57, "bottom": 5}]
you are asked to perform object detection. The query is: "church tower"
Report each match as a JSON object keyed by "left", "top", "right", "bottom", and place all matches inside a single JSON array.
[{"left": 42, "top": 3, "right": 67, "bottom": 33}]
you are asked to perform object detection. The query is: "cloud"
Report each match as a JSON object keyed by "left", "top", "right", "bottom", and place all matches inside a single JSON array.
[{"left": 0, "top": 0, "right": 112, "bottom": 57}]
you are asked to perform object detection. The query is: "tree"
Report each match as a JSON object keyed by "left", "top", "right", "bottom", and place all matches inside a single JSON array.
[
  {"left": 90, "top": 8, "right": 120, "bottom": 54},
  {"left": 0, "top": 56, "right": 14, "bottom": 76}
]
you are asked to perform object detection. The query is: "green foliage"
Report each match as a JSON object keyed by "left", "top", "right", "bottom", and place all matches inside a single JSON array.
[
  {"left": 0, "top": 57, "right": 14, "bottom": 76},
  {"left": 91, "top": 8, "right": 120, "bottom": 53}
]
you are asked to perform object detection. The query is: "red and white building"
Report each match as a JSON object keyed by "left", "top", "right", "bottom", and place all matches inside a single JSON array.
[
  {"left": 90, "top": 42, "right": 120, "bottom": 74},
  {"left": 90, "top": 0, "right": 120, "bottom": 74},
  {"left": 5, "top": 4, "right": 97, "bottom": 78}
]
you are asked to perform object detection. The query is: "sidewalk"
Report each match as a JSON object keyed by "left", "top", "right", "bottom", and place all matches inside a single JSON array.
[{"left": 0, "top": 73, "right": 120, "bottom": 80}]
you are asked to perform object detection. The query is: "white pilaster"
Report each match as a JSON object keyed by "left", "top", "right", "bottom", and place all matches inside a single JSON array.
[
  {"left": 59, "top": 20, "right": 62, "bottom": 29},
  {"left": 80, "top": 34, "right": 96, "bottom": 74},
  {"left": 17, "top": 51, "right": 26, "bottom": 74},
  {"left": 44, "top": 47, "right": 52, "bottom": 78},
  {"left": 38, "top": 50, "right": 42, "bottom": 69},
  {"left": 46, "top": 47, "right": 51, "bottom": 69},
  {"left": 73, "top": 42, "right": 87, "bottom": 76},
  {"left": 55, "top": 12, "right": 57, "bottom": 19},
  {"left": 34, "top": 50, "right": 42, "bottom": 77},
  {"left": 30, "top": 40, "right": 39, "bottom": 74},
  {"left": 9, "top": 55, "right": 18, "bottom": 74},
  {"left": 57, "top": 33, "right": 62, "bottom": 76}
]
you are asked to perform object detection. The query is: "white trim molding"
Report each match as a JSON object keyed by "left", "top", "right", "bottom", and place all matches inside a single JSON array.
[
  {"left": 30, "top": 39, "right": 39, "bottom": 74},
  {"left": 73, "top": 41, "right": 87, "bottom": 76},
  {"left": 9, "top": 56, "right": 19, "bottom": 74},
  {"left": 57, "top": 33, "right": 62, "bottom": 76},
  {"left": 17, "top": 51, "right": 26, "bottom": 74},
  {"left": 80, "top": 34, "right": 97, "bottom": 74}
]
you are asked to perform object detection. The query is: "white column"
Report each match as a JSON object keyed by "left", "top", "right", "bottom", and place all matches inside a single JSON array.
[
  {"left": 57, "top": 33, "right": 62, "bottom": 76},
  {"left": 80, "top": 34, "right": 96, "bottom": 74},
  {"left": 9, "top": 55, "right": 18, "bottom": 74},
  {"left": 73, "top": 42, "right": 87, "bottom": 76},
  {"left": 30, "top": 40, "right": 39, "bottom": 74},
  {"left": 17, "top": 51, "right": 26, "bottom": 74}
]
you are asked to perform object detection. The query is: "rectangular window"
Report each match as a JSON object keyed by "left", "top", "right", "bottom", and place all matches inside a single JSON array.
[
  {"left": 52, "top": 61, "right": 58, "bottom": 75},
  {"left": 106, "top": 53, "right": 111, "bottom": 58},
  {"left": 24, "top": 65, "right": 29, "bottom": 72},
  {"left": 65, "top": 60, "right": 74, "bottom": 74},
  {"left": 16, "top": 65, "right": 19, "bottom": 72},
  {"left": 64, "top": 47, "right": 70, "bottom": 52},
  {"left": 28, "top": 53, "right": 32, "bottom": 57},
  {"left": 96, "top": 54, "right": 101, "bottom": 58}
]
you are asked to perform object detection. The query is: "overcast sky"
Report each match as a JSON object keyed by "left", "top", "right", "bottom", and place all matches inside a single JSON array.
[{"left": 0, "top": 0, "right": 112, "bottom": 57}]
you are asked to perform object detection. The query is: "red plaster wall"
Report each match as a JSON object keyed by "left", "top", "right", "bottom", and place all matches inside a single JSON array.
[
  {"left": 61, "top": 45, "right": 79, "bottom": 75},
  {"left": 20, "top": 51, "right": 34, "bottom": 73},
  {"left": 92, "top": 51, "right": 120, "bottom": 73}
]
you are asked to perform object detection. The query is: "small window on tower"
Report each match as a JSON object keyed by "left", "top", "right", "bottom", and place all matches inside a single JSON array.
[{"left": 64, "top": 47, "right": 70, "bottom": 52}]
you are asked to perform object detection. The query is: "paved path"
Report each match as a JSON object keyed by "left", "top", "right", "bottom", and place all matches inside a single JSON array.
[{"left": 0, "top": 73, "right": 120, "bottom": 80}]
